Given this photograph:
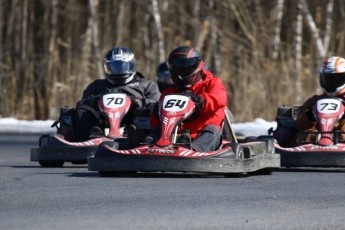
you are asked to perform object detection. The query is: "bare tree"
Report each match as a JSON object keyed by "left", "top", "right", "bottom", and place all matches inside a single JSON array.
[
  {"left": 272, "top": 0, "right": 284, "bottom": 61},
  {"left": 89, "top": 0, "right": 103, "bottom": 78},
  {"left": 151, "top": 0, "right": 165, "bottom": 62},
  {"left": 322, "top": 0, "right": 334, "bottom": 55},
  {"left": 299, "top": 0, "right": 325, "bottom": 59},
  {"left": 292, "top": 3, "right": 303, "bottom": 104},
  {"left": 116, "top": 1, "right": 126, "bottom": 46},
  {"left": 208, "top": 0, "right": 221, "bottom": 75},
  {"left": 1, "top": 0, "right": 345, "bottom": 121},
  {"left": 44, "top": 0, "right": 59, "bottom": 119},
  {"left": 229, "top": 1, "right": 256, "bottom": 44},
  {"left": 18, "top": 0, "right": 33, "bottom": 118},
  {"left": 195, "top": 19, "right": 210, "bottom": 52}
]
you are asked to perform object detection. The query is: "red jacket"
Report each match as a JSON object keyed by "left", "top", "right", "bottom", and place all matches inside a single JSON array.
[{"left": 150, "top": 70, "right": 227, "bottom": 138}]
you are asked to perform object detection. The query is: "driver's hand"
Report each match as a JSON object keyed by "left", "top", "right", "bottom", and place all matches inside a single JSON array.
[{"left": 182, "top": 90, "right": 204, "bottom": 109}]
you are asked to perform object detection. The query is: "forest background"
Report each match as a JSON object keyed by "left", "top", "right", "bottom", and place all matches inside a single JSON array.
[{"left": 0, "top": 0, "right": 344, "bottom": 122}]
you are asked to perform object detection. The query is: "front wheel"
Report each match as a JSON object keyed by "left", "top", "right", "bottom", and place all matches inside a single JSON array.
[
  {"left": 248, "top": 168, "right": 273, "bottom": 176},
  {"left": 98, "top": 171, "right": 137, "bottom": 177},
  {"left": 227, "top": 143, "right": 244, "bottom": 159}
]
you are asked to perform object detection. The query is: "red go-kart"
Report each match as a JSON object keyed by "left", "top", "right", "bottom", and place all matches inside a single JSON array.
[
  {"left": 30, "top": 93, "right": 142, "bottom": 167},
  {"left": 88, "top": 94, "right": 280, "bottom": 177},
  {"left": 271, "top": 96, "right": 345, "bottom": 167}
]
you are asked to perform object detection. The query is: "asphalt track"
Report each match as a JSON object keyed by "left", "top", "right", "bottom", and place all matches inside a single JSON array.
[{"left": 1, "top": 134, "right": 345, "bottom": 230}]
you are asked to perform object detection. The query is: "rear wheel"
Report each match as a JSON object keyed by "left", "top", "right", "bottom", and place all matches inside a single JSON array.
[{"left": 39, "top": 160, "right": 64, "bottom": 167}]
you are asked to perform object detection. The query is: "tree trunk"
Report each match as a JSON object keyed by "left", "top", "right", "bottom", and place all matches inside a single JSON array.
[
  {"left": 44, "top": 0, "right": 58, "bottom": 119},
  {"left": 195, "top": 19, "right": 210, "bottom": 52},
  {"left": 229, "top": 1, "right": 255, "bottom": 44},
  {"left": 299, "top": 0, "right": 325, "bottom": 59},
  {"left": 292, "top": 3, "right": 303, "bottom": 104},
  {"left": 17, "top": 0, "right": 28, "bottom": 114},
  {"left": 115, "top": 1, "right": 126, "bottom": 46},
  {"left": 209, "top": 0, "right": 221, "bottom": 75},
  {"left": 322, "top": 0, "right": 334, "bottom": 55},
  {"left": 272, "top": 0, "right": 284, "bottom": 61},
  {"left": 142, "top": 12, "right": 151, "bottom": 75},
  {"left": 192, "top": 0, "right": 201, "bottom": 45},
  {"left": 151, "top": 0, "right": 165, "bottom": 62},
  {"left": 89, "top": 0, "right": 102, "bottom": 78}
]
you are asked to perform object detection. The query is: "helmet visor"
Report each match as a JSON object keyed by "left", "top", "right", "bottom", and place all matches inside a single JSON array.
[
  {"left": 157, "top": 70, "right": 171, "bottom": 81},
  {"left": 168, "top": 57, "right": 201, "bottom": 78},
  {"left": 320, "top": 73, "right": 345, "bottom": 92},
  {"left": 104, "top": 61, "right": 134, "bottom": 76}
]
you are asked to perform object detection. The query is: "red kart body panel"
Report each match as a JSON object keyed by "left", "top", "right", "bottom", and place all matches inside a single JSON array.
[{"left": 102, "top": 142, "right": 232, "bottom": 158}]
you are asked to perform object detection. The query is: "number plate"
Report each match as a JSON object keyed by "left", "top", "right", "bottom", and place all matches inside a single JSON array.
[
  {"left": 162, "top": 95, "right": 189, "bottom": 112},
  {"left": 316, "top": 98, "right": 341, "bottom": 114},
  {"left": 102, "top": 93, "right": 126, "bottom": 109}
]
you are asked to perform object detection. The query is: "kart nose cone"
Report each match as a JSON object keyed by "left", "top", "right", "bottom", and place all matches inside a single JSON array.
[{"left": 318, "top": 136, "right": 333, "bottom": 146}]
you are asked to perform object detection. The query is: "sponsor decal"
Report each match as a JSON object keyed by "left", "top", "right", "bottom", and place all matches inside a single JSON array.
[
  {"left": 310, "top": 145, "right": 339, "bottom": 150},
  {"left": 146, "top": 148, "right": 176, "bottom": 154}
]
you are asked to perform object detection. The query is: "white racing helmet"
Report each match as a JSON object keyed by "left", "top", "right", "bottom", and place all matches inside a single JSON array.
[{"left": 319, "top": 56, "right": 345, "bottom": 96}]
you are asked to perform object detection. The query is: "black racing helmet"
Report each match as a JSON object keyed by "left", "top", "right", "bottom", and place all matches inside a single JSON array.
[
  {"left": 156, "top": 61, "right": 171, "bottom": 81},
  {"left": 167, "top": 46, "right": 204, "bottom": 90},
  {"left": 103, "top": 46, "right": 136, "bottom": 85}
]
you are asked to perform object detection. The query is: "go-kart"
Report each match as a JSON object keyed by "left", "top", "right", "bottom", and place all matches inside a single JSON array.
[
  {"left": 30, "top": 93, "right": 146, "bottom": 167},
  {"left": 88, "top": 94, "right": 280, "bottom": 177},
  {"left": 270, "top": 96, "right": 345, "bottom": 167}
]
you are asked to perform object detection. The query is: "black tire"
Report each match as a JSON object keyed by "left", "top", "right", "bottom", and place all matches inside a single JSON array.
[
  {"left": 248, "top": 168, "right": 274, "bottom": 176},
  {"left": 244, "top": 136, "right": 257, "bottom": 142},
  {"left": 38, "top": 135, "right": 51, "bottom": 147},
  {"left": 223, "top": 143, "right": 246, "bottom": 178},
  {"left": 39, "top": 160, "right": 64, "bottom": 167},
  {"left": 71, "top": 160, "right": 87, "bottom": 165},
  {"left": 228, "top": 142, "right": 244, "bottom": 159},
  {"left": 98, "top": 171, "right": 117, "bottom": 177},
  {"left": 98, "top": 171, "right": 137, "bottom": 177},
  {"left": 223, "top": 173, "right": 246, "bottom": 178},
  {"left": 254, "top": 136, "right": 276, "bottom": 154}
]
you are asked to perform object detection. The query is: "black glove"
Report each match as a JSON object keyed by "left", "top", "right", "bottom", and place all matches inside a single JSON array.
[
  {"left": 77, "top": 94, "right": 102, "bottom": 109},
  {"left": 108, "top": 87, "right": 145, "bottom": 108},
  {"left": 306, "top": 107, "right": 316, "bottom": 122},
  {"left": 181, "top": 91, "right": 204, "bottom": 123},
  {"left": 129, "top": 97, "right": 144, "bottom": 109},
  {"left": 152, "top": 101, "right": 160, "bottom": 119},
  {"left": 182, "top": 90, "right": 204, "bottom": 110}
]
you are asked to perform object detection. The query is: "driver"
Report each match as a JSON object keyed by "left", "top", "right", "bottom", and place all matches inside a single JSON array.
[
  {"left": 156, "top": 61, "right": 173, "bottom": 93},
  {"left": 295, "top": 56, "right": 345, "bottom": 142},
  {"left": 146, "top": 46, "right": 227, "bottom": 152},
  {"left": 58, "top": 46, "right": 160, "bottom": 142}
]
